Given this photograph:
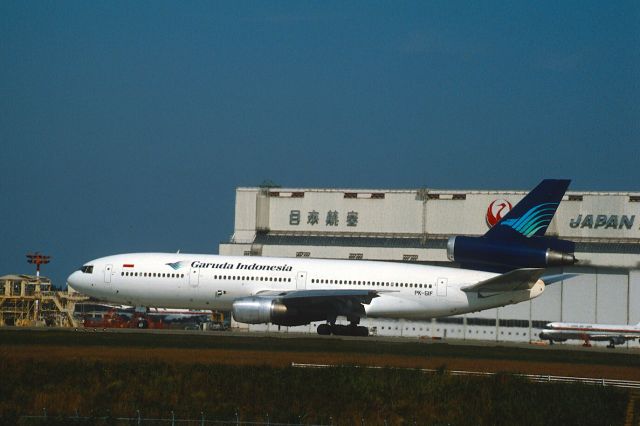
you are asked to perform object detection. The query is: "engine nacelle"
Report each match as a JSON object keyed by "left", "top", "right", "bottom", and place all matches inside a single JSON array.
[
  {"left": 609, "top": 336, "right": 626, "bottom": 346},
  {"left": 232, "top": 297, "right": 288, "bottom": 324},
  {"left": 447, "top": 236, "right": 576, "bottom": 269}
]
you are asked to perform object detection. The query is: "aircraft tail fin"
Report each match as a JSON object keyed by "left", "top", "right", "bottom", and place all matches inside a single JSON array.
[{"left": 484, "top": 179, "right": 570, "bottom": 241}]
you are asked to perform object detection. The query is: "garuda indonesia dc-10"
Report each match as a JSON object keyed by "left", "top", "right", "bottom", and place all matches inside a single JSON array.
[{"left": 68, "top": 180, "right": 577, "bottom": 336}]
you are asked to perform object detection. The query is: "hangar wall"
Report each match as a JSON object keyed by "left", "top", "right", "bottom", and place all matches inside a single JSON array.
[{"left": 220, "top": 186, "right": 640, "bottom": 345}]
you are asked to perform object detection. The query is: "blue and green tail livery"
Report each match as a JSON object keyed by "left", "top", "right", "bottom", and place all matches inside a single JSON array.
[
  {"left": 447, "top": 179, "right": 576, "bottom": 271},
  {"left": 485, "top": 179, "right": 570, "bottom": 241}
]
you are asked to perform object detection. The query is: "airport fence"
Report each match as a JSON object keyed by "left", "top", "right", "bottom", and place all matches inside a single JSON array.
[
  {"left": 290, "top": 362, "right": 640, "bottom": 390},
  {"left": 15, "top": 410, "right": 384, "bottom": 426}
]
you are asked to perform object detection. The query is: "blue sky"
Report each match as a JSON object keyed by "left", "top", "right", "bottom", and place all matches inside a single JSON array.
[{"left": 1, "top": 1, "right": 638, "bottom": 286}]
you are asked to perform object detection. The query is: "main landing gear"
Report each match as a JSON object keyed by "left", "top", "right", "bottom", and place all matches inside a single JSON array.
[{"left": 316, "top": 323, "right": 369, "bottom": 337}]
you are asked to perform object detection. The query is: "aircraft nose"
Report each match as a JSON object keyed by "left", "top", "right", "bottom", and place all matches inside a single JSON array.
[{"left": 67, "top": 271, "right": 84, "bottom": 292}]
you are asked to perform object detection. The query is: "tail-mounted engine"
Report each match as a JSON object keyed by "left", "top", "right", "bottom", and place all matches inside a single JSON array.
[{"left": 447, "top": 235, "right": 577, "bottom": 269}]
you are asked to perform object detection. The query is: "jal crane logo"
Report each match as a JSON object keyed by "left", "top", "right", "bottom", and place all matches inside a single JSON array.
[{"left": 486, "top": 199, "right": 512, "bottom": 228}]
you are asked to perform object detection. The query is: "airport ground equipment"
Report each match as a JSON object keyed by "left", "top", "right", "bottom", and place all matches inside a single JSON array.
[
  {"left": 0, "top": 274, "right": 87, "bottom": 327},
  {"left": 82, "top": 308, "right": 166, "bottom": 329}
]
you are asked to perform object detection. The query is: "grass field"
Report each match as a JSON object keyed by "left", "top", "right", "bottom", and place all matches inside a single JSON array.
[{"left": 0, "top": 329, "right": 635, "bottom": 425}]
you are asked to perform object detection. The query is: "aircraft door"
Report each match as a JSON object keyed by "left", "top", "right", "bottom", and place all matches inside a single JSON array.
[
  {"left": 437, "top": 277, "right": 447, "bottom": 297},
  {"left": 104, "top": 264, "right": 113, "bottom": 284},
  {"left": 189, "top": 267, "right": 200, "bottom": 287},
  {"left": 296, "top": 271, "right": 307, "bottom": 290}
]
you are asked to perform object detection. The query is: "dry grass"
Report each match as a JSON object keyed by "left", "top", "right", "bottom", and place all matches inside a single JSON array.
[
  {"left": 0, "top": 331, "right": 632, "bottom": 425},
  {"left": 3, "top": 343, "right": 639, "bottom": 380}
]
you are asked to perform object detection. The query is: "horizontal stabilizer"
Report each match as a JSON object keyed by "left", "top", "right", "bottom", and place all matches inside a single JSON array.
[
  {"left": 462, "top": 268, "right": 545, "bottom": 293},
  {"left": 540, "top": 273, "right": 579, "bottom": 285}
]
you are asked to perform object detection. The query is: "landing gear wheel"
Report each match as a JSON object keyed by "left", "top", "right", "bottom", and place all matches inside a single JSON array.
[
  {"left": 317, "top": 324, "right": 332, "bottom": 335},
  {"left": 330, "top": 324, "right": 348, "bottom": 335},
  {"left": 330, "top": 324, "right": 369, "bottom": 337},
  {"left": 355, "top": 326, "right": 369, "bottom": 337}
]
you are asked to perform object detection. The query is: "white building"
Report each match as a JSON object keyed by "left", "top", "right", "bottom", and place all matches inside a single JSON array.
[{"left": 219, "top": 185, "right": 640, "bottom": 345}]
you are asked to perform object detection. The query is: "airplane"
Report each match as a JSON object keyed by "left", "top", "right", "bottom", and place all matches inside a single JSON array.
[
  {"left": 68, "top": 254, "right": 547, "bottom": 336},
  {"left": 539, "top": 322, "right": 640, "bottom": 348},
  {"left": 66, "top": 179, "right": 573, "bottom": 337}
]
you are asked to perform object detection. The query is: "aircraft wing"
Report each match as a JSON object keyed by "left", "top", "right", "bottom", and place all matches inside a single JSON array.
[
  {"left": 461, "top": 268, "right": 546, "bottom": 293},
  {"left": 254, "top": 289, "right": 379, "bottom": 304}
]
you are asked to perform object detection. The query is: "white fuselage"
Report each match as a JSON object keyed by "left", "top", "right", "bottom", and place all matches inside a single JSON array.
[
  {"left": 67, "top": 253, "right": 544, "bottom": 320},
  {"left": 541, "top": 322, "right": 640, "bottom": 341}
]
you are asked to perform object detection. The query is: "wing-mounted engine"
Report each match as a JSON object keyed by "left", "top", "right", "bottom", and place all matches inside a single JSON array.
[
  {"left": 231, "top": 297, "right": 289, "bottom": 324},
  {"left": 609, "top": 335, "right": 627, "bottom": 346},
  {"left": 232, "top": 289, "right": 379, "bottom": 327}
]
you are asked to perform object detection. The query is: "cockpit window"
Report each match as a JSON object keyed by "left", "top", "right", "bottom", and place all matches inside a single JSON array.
[{"left": 80, "top": 265, "right": 94, "bottom": 274}]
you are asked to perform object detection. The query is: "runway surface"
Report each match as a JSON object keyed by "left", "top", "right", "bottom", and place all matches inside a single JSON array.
[{"left": 2, "top": 327, "right": 639, "bottom": 380}]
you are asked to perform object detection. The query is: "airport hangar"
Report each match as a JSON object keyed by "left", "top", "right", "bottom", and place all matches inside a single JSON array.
[{"left": 219, "top": 185, "right": 640, "bottom": 346}]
